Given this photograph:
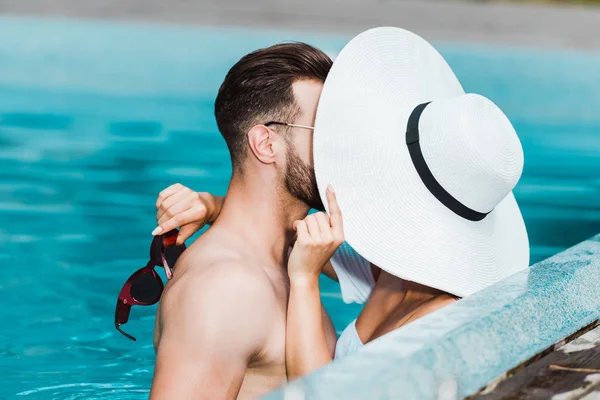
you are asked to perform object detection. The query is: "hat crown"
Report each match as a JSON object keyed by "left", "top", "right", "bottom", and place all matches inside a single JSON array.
[
  {"left": 419, "top": 94, "right": 524, "bottom": 214},
  {"left": 314, "top": 27, "right": 529, "bottom": 297}
]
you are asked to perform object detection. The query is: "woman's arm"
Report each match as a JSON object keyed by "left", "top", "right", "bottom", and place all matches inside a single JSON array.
[
  {"left": 286, "top": 186, "right": 344, "bottom": 380},
  {"left": 286, "top": 275, "right": 334, "bottom": 380}
]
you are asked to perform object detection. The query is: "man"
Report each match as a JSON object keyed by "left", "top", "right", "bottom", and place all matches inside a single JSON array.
[{"left": 150, "top": 43, "right": 338, "bottom": 400}]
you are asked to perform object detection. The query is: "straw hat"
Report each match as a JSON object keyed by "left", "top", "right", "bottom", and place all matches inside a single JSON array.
[{"left": 314, "top": 27, "right": 529, "bottom": 297}]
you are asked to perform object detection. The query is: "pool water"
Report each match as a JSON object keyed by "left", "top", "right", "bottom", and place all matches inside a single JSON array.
[{"left": 1, "top": 17, "right": 600, "bottom": 400}]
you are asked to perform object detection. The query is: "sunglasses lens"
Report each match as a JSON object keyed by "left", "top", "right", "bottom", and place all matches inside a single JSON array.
[
  {"left": 130, "top": 274, "right": 162, "bottom": 304},
  {"left": 164, "top": 244, "right": 185, "bottom": 269}
]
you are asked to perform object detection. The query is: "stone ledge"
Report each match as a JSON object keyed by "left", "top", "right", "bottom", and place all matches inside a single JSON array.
[{"left": 265, "top": 234, "right": 600, "bottom": 399}]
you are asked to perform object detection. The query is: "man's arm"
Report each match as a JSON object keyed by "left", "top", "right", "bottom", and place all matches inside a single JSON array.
[{"left": 151, "top": 264, "right": 273, "bottom": 400}]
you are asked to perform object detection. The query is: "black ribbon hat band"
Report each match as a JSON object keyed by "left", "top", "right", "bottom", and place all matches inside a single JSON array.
[{"left": 406, "top": 102, "right": 491, "bottom": 222}]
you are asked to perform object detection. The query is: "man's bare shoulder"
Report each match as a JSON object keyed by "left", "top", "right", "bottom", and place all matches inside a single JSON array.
[
  {"left": 158, "top": 226, "right": 282, "bottom": 342},
  {"left": 151, "top": 236, "right": 284, "bottom": 400},
  {"left": 165, "top": 263, "right": 274, "bottom": 308},
  {"left": 170, "top": 261, "right": 275, "bottom": 300},
  {"left": 160, "top": 237, "right": 279, "bottom": 325},
  {"left": 156, "top": 258, "right": 277, "bottom": 359}
]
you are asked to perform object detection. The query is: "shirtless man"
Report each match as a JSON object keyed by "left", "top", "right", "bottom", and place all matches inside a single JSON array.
[{"left": 150, "top": 43, "right": 338, "bottom": 400}]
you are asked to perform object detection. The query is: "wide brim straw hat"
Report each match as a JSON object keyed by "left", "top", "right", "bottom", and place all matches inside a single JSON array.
[{"left": 314, "top": 27, "right": 529, "bottom": 297}]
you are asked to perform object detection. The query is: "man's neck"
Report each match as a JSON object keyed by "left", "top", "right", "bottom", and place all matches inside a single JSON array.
[{"left": 213, "top": 173, "right": 310, "bottom": 267}]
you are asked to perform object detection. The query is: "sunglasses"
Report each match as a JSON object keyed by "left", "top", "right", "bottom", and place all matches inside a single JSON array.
[
  {"left": 115, "top": 229, "right": 186, "bottom": 341},
  {"left": 264, "top": 121, "right": 315, "bottom": 131}
]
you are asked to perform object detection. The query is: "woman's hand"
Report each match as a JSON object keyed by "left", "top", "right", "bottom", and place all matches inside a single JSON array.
[
  {"left": 288, "top": 185, "right": 344, "bottom": 283},
  {"left": 152, "top": 183, "right": 224, "bottom": 245}
]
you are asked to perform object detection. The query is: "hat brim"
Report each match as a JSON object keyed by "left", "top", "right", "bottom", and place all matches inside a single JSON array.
[{"left": 313, "top": 27, "right": 529, "bottom": 297}]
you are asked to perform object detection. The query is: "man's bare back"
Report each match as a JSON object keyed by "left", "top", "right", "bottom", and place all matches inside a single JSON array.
[{"left": 152, "top": 226, "right": 290, "bottom": 399}]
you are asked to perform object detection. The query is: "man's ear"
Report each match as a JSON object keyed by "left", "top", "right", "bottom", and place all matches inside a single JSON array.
[{"left": 248, "top": 125, "right": 277, "bottom": 165}]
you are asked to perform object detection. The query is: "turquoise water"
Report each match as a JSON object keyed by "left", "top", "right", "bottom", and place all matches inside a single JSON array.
[{"left": 1, "top": 17, "right": 600, "bottom": 399}]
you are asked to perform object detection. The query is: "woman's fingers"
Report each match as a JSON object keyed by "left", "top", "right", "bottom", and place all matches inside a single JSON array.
[
  {"left": 156, "top": 183, "right": 183, "bottom": 210},
  {"left": 326, "top": 185, "right": 344, "bottom": 241},
  {"left": 157, "top": 192, "right": 204, "bottom": 226},
  {"left": 155, "top": 205, "right": 208, "bottom": 237},
  {"left": 304, "top": 215, "right": 322, "bottom": 241},
  {"left": 314, "top": 212, "right": 333, "bottom": 242},
  {"left": 157, "top": 189, "right": 195, "bottom": 222},
  {"left": 294, "top": 220, "right": 309, "bottom": 242},
  {"left": 288, "top": 210, "right": 343, "bottom": 282},
  {"left": 177, "top": 224, "right": 201, "bottom": 245},
  {"left": 299, "top": 212, "right": 336, "bottom": 245}
]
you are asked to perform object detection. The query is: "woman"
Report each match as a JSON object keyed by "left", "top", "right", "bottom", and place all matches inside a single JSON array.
[{"left": 151, "top": 27, "right": 530, "bottom": 379}]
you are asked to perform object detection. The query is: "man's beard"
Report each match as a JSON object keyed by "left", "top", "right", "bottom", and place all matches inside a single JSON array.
[{"left": 283, "top": 141, "right": 325, "bottom": 211}]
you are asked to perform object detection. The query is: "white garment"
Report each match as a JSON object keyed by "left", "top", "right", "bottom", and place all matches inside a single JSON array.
[
  {"left": 334, "top": 319, "right": 364, "bottom": 360},
  {"left": 329, "top": 242, "right": 375, "bottom": 304},
  {"left": 328, "top": 243, "right": 374, "bottom": 359}
]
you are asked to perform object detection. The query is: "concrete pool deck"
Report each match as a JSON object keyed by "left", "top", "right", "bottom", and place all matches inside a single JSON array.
[{"left": 2, "top": 0, "right": 600, "bottom": 51}]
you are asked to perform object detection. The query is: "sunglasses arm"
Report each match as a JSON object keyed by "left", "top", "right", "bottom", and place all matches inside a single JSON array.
[
  {"left": 116, "top": 323, "right": 137, "bottom": 341},
  {"left": 115, "top": 299, "right": 136, "bottom": 341}
]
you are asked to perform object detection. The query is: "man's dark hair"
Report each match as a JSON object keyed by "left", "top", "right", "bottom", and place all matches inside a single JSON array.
[{"left": 214, "top": 42, "right": 333, "bottom": 173}]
